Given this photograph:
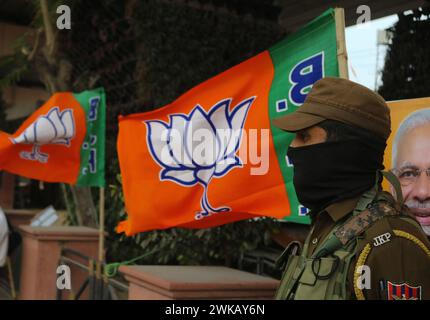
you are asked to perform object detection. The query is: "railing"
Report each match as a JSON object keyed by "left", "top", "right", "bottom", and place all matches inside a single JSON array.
[{"left": 56, "top": 248, "right": 129, "bottom": 300}]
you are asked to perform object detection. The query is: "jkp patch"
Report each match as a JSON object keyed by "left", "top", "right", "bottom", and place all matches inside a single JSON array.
[
  {"left": 387, "top": 281, "right": 422, "bottom": 300},
  {"left": 373, "top": 232, "right": 391, "bottom": 247}
]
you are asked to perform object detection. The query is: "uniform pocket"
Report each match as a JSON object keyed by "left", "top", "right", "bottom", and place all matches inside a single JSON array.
[
  {"left": 275, "top": 255, "right": 302, "bottom": 300},
  {"left": 294, "top": 257, "right": 339, "bottom": 300}
]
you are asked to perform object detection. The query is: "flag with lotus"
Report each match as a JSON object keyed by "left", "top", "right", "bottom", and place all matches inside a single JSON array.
[
  {"left": 117, "top": 8, "right": 342, "bottom": 235},
  {"left": 0, "top": 88, "right": 106, "bottom": 187}
]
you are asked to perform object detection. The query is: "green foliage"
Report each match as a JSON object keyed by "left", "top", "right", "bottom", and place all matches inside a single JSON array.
[{"left": 378, "top": 6, "right": 430, "bottom": 99}]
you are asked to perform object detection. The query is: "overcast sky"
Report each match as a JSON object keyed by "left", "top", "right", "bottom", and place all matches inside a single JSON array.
[{"left": 345, "top": 14, "right": 399, "bottom": 91}]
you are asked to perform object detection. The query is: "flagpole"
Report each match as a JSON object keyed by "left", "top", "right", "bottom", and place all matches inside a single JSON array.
[
  {"left": 334, "top": 8, "right": 349, "bottom": 79},
  {"left": 98, "top": 187, "right": 105, "bottom": 263}
]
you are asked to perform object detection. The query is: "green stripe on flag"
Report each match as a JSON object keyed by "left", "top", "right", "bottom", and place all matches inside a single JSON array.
[
  {"left": 74, "top": 87, "right": 106, "bottom": 187},
  {"left": 268, "top": 8, "right": 339, "bottom": 224}
]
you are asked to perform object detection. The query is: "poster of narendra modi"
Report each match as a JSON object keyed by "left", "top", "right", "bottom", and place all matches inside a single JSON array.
[{"left": 384, "top": 97, "right": 430, "bottom": 237}]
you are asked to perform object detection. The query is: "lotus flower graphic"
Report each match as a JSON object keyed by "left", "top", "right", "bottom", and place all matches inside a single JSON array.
[
  {"left": 146, "top": 97, "right": 255, "bottom": 220},
  {"left": 11, "top": 107, "right": 75, "bottom": 163}
]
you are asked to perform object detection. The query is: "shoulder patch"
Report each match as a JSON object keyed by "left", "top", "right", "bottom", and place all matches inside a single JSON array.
[
  {"left": 373, "top": 232, "right": 392, "bottom": 247},
  {"left": 335, "top": 201, "right": 400, "bottom": 246},
  {"left": 387, "top": 281, "right": 422, "bottom": 300}
]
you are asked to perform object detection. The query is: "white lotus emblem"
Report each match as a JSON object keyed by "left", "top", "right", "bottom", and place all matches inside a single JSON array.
[
  {"left": 11, "top": 107, "right": 75, "bottom": 163},
  {"left": 146, "top": 97, "right": 255, "bottom": 220}
]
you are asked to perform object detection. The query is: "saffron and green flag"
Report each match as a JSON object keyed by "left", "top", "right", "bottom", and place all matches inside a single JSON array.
[
  {"left": 0, "top": 87, "right": 106, "bottom": 187},
  {"left": 117, "top": 8, "right": 340, "bottom": 235}
]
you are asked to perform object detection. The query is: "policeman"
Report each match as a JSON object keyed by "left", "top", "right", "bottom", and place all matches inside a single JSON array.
[{"left": 272, "top": 77, "right": 430, "bottom": 300}]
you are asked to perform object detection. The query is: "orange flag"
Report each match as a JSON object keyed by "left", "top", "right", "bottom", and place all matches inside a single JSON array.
[
  {"left": 117, "top": 9, "right": 340, "bottom": 235},
  {"left": 0, "top": 88, "right": 106, "bottom": 186},
  {"left": 117, "top": 52, "right": 290, "bottom": 235}
]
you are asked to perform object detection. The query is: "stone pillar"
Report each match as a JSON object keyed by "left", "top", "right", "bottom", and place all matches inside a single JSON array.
[
  {"left": 120, "top": 265, "right": 279, "bottom": 300},
  {"left": 18, "top": 226, "right": 99, "bottom": 300}
]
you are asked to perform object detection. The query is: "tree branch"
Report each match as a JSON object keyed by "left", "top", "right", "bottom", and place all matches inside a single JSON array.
[
  {"left": 40, "top": 0, "right": 56, "bottom": 57},
  {"left": 27, "top": 28, "right": 43, "bottom": 62}
]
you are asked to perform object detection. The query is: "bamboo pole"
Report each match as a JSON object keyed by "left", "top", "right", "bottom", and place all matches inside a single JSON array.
[
  {"left": 334, "top": 8, "right": 349, "bottom": 79},
  {"left": 98, "top": 187, "right": 105, "bottom": 263}
]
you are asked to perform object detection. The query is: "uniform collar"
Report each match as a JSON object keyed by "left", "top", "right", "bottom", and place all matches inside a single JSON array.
[{"left": 324, "top": 196, "right": 361, "bottom": 222}]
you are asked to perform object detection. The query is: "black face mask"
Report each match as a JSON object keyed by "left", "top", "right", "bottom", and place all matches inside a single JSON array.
[{"left": 286, "top": 139, "right": 385, "bottom": 212}]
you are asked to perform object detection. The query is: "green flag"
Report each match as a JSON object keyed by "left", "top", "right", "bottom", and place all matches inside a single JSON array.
[{"left": 75, "top": 87, "right": 106, "bottom": 187}]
